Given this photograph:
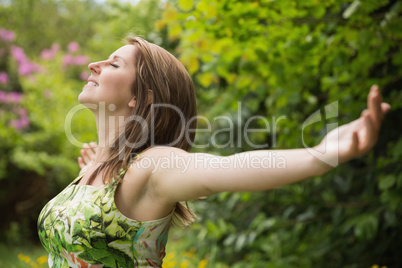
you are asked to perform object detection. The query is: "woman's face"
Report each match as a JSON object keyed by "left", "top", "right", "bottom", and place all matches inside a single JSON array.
[{"left": 78, "top": 45, "right": 137, "bottom": 114}]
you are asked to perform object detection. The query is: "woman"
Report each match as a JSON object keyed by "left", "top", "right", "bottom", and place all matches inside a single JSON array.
[{"left": 38, "top": 36, "right": 390, "bottom": 267}]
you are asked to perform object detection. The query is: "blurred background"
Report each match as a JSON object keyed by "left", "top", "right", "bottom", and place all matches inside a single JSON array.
[{"left": 0, "top": 0, "right": 401, "bottom": 267}]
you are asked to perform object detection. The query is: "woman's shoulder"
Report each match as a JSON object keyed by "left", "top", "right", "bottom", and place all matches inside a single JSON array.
[
  {"left": 125, "top": 146, "right": 184, "bottom": 177},
  {"left": 137, "top": 146, "right": 189, "bottom": 159},
  {"left": 121, "top": 147, "right": 188, "bottom": 201},
  {"left": 125, "top": 146, "right": 191, "bottom": 183}
]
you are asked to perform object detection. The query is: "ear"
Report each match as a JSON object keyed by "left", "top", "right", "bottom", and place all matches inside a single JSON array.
[
  {"left": 147, "top": 89, "right": 154, "bottom": 105},
  {"left": 128, "top": 97, "right": 136, "bottom": 108}
]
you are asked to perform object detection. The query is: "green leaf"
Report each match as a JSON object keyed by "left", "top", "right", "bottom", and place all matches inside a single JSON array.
[
  {"left": 235, "top": 233, "right": 247, "bottom": 252},
  {"left": 178, "top": 0, "right": 193, "bottom": 12},
  {"left": 354, "top": 214, "right": 378, "bottom": 240},
  {"left": 342, "top": 1, "right": 361, "bottom": 19},
  {"left": 379, "top": 174, "right": 396, "bottom": 190}
]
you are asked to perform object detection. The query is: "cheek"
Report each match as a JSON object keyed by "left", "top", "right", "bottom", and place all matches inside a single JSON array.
[
  {"left": 104, "top": 74, "right": 134, "bottom": 99},
  {"left": 101, "top": 72, "right": 126, "bottom": 89},
  {"left": 118, "top": 74, "right": 135, "bottom": 95},
  {"left": 99, "top": 68, "right": 135, "bottom": 97}
]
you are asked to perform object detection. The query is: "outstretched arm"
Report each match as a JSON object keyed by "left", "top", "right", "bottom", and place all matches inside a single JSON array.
[{"left": 135, "top": 86, "right": 390, "bottom": 202}]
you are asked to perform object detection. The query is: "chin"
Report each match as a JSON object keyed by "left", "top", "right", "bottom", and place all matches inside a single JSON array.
[
  {"left": 78, "top": 92, "right": 96, "bottom": 109},
  {"left": 77, "top": 91, "right": 87, "bottom": 104}
]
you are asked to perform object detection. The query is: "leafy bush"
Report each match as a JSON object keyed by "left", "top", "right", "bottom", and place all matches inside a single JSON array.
[
  {"left": 0, "top": 0, "right": 165, "bottom": 245},
  {"left": 0, "top": 27, "right": 97, "bottom": 243},
  {"left": 159, "top": 0, "right": 402, "bottom": 267}
]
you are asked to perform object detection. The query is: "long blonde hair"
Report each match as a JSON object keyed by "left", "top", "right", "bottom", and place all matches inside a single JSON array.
[{"left": 87, "top": 36, "right": 197, "bottom": 225}]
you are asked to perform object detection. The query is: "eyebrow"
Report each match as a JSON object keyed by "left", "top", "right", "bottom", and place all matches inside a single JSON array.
[{"left": 108, "top": 55, "right": 126, "bottom": 64}]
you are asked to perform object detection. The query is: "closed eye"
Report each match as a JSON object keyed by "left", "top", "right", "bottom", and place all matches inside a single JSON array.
[{"left": 110, "top": 63, "right": 119, "bottom": 68}]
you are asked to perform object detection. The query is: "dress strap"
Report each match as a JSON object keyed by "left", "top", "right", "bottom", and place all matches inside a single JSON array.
[
  {"left": 68, "top": 171, "right": 86, "bottom": 186},
  {"left": 112, "top": 153, "right": 143, "bottom": 186},
  {"left": 69, "top": 153, "right": 144, "bottom": 187}
]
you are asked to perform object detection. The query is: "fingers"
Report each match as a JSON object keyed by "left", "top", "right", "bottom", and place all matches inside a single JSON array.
[
  {"left": 354, "top": 86, "right": 390, "bottom": 157},
  {"left": 367, "top": 85, "right": 382, "bottom": 130},
  {"left": 361, "top": 109, "right": 369, "bottom": 118},
  {"left": 89, "top": 142, "right": 98, "bottom": 152},
  {"left": 351, "top": 130, "right": 358, "bottom": 153},
  {"left": 360, "top": 114, "right": 376, "bottom": 154},
  {"left": 77, "top": 142, "right": 98, "bottom": 171},
  {"left": 81, "top": 149, "right": 90, "bottom": 164},
  {"left": 80, "top": 142, "right": 97, "bottom": 165},
  {"left": 85, "top": 142, "right": 97, "bottom": 155},
  {"left": 381, "top": 102, "right": 391, "bottom": 113},
  {"left": 78, "top": 156, "right": 85, "bottom": 169}
]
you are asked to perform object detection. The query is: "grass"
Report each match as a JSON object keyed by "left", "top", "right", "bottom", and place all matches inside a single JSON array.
[{"left": 0, "top": 243, "right": 48, "bottom": 268}]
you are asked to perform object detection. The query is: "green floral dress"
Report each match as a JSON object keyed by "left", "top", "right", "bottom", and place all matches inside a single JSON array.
[{"left": 37, "top": 169, "right": 173, "bottom": 268}]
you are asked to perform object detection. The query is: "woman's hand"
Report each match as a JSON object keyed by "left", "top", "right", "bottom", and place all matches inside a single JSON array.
[
  {"left": 78, "top": 142, "right": 98, "bottom": 175},
  {"left": 315, "top": 85, "right": 390, "bottom": 166}
]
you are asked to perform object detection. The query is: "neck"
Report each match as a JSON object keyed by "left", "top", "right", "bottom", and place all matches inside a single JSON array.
[{"left": 92, "top": 106, "right": 128, "bottom": 164}]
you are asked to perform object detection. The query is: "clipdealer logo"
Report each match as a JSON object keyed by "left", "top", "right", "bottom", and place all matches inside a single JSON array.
[{"left": 301, "top": 101, "right": 339, "bottom": 167}]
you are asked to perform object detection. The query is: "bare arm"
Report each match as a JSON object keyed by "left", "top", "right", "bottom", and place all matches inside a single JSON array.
[
  {"left": 139, "top": 147, "right": 327, "bottom": 202},
  {"left": 136, "top": 85, "right": 390, "bottom": 203}
]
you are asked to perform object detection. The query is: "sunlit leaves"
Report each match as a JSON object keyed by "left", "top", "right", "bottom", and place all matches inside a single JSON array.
[
  {"left": 160, "top": 0, "right": 402, "bottom": 266},
  {"left": 178, "top": 0, "right": 193, "bottom": 12}
]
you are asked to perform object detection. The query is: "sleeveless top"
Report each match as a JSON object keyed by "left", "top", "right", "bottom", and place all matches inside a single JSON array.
[{"left": 37, "top": 168, "right": 173, "bottom": 268}]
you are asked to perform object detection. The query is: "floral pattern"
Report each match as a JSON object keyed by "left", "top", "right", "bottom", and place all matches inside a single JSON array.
[{"left": 38, "top": 170, "right": 172, "bottom": 268}]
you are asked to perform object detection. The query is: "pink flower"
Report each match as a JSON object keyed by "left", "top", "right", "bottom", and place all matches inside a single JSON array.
[
  {"left": 80, "top": 71, "right": 89, "bottom": 81},
  {"left": 10, "top": 46, "right": 27, "bottom": 63},
  {"left": 10, "top": 119, "right": 27, "bottom": 130},
  {"left": 19, "top": 108, "right": 27, "bottom": 116},
  {"left": 73, "top": 55, "right": 89, "bottom": 65},
  {"left": 41, "top": 43, "right": 60, "bottom": 60},
  {"left": 18, "top": 61, "right": 39, "bottom": 76},
  {"left": 0, "top": 91, "right": 7, "bottom": 103},
  {"left": 0, "top": 72, "right": 9, "bottom": 84},
  {"left": 8, "top": 92, "right": 22, "bottom": 103},
  {"left": 41, "top": 48, "right": 55, "bottom": 60},
  {"left": 63, "top": 55, "right": 89, "bottom": 66},
  {"left": 0, "top": 28, "right": 15, "bottom": 42},
  {"left": 51, "top": 43, "right": 60, "bottom": 53},
  {"left": 68, "top": 42, "right": 80, "bottom": 53},
  {"left": 19, "top": 114, "right": 30, "bottom": 128},
  {"left": 10, "top": 46, "right": 39, "bottom": 76},
  {"left": 9, "top": 108, "right": 30, "bottom": 130},
  {"left": 41, "top": 49, "right": 52, "bottom": 60},
  {"left": 63, "top": 54, "right": 73, "bottom": 66},
  {"left": 9, "top": 119, "right": 22, "bottom": 130}
]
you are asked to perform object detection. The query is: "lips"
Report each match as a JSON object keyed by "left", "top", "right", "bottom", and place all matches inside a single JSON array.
[
  {"left": 88, "top": 81, "right": 98, "bottom": 87},
  {"left": 87, "top": 78, "right": 99, "bottom": 87}
]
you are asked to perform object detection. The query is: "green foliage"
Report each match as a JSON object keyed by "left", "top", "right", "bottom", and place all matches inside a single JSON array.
[
  {"left": 0, "top": 30, "right": 95, "bottom": 244},
  {"left": 0, "top": 0, "right": 163, "bottom": 245},
  {"left": 160, "top": 0, "right": 402, "bottom": 267},
  {"left": 0, "top": 0, "right": 104, "bottom": 57},
  {"left": 88, "top": 0, "right": 163, "bottom": 59}
]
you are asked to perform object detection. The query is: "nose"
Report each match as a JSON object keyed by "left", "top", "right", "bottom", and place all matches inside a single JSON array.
[{"left": 88, "top": 61, "right": 101, "bottom": 74}]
